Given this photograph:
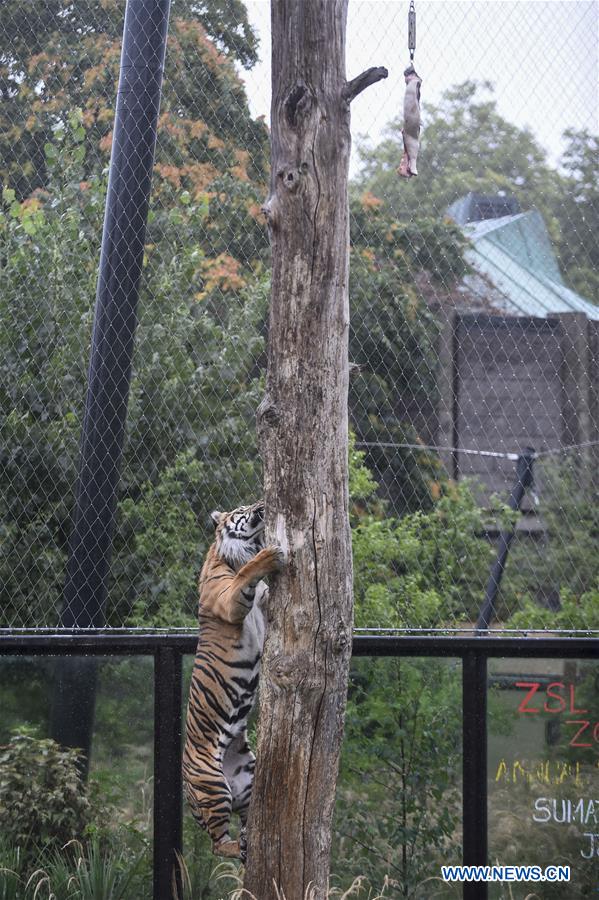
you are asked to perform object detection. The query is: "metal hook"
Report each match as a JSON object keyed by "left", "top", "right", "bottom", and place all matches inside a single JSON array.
[{"left": 408, "top": 0, "right": 416, "bottom": 60}]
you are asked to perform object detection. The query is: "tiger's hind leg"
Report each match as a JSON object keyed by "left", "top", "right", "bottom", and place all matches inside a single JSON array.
[
  {"left": 183, "top": 745, "right": 241, "bottom": 859},
  {"left": 224, "top": 732, "right": 256, "bottom": 863}
]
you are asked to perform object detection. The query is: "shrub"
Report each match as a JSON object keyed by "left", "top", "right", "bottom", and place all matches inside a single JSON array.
[
  {"left": 351, "top": 480, "right": 493, "bottom": 628},
  {"left": 0, "top": 730, "right": 94, "bottom": 863},
  {"left": 499, "top": 457, "right": 599, "bottom": 627}
]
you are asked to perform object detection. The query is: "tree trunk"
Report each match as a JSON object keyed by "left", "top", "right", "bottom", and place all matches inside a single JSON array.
[{"left": 244, "top": 3, "right": 386, "bottom": 897}]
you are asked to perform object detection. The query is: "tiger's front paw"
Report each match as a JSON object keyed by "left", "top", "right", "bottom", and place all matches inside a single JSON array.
[
  {"left": 242, "top": 545, "right": 287, "bottom": 584},
  {"left": 267, "top": 544, "right": 287, "bottom": 572}
]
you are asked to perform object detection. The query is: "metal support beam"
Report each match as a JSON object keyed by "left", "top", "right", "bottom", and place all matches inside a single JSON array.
[
  {"left": 51, "top": 0, "right": 171, "bottom": 762},
  {"left": 61, "top": 0, "right": 171, "bottom": 625},
  {"left": 477, "top": 449, "right": 535, "bottom": 630},
  {"left": 462, "top": 652, "right": 488, "bottom": 900},
  {"left": 154, "top": 646, "right": 183, "bottom": 899},
  {"left": 1, "top": 630, "right": 595, "bottom": 657}
]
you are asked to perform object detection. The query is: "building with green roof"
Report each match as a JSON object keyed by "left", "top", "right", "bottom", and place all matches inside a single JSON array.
[
  {"left": 447, "top": 192, "right": 599, "bottom": 320},
  {"left": 436, "top": 194, "right": 598, "bottom": 546}
]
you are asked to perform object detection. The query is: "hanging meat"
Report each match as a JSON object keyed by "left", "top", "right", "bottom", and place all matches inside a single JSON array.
[{"left": 398, "top": 65, "right": 421, "bottom": 178}]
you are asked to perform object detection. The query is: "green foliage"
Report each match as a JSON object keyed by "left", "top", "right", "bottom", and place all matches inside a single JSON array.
[
  {"left": 348, "top": 244, "right": 438, "bottom": 425},
  {"left": 0, "top": 122, "right": 97, "bottom": 627},
  {"left": 0, "top": 839, "right": 26, "bottom": 900},
  {"left": 41, "top": 837, "right": 148, "bottom": 900},
  {"left": 0, "top": 732, "right": 94, "bottom": 864},
  {"left": 0, "top": 834, "right": 151, "bottom": 900},
  {"left": 352, "top": 484, "right": 493, "bottom": 628},
  {"left": 348, "top": 200, "right": 469, "bottom": 515},
  {"left": 356, "top": 80, "right": 562, "bottom": 233},
  {"left": 333, "top": 658, "right": 462, "bottom": 896},
  {"left": 0, "top": 0, "right": 266, "bottom": 200},
  {"left": 501, "top": 458, "right": 599, "bottom": 626},
  {"left": 506, "top": 586, "right": 599, "bottom": 632},
  {"left": 0, "top": 662, "right": 163, "bottom": 893},
  {"left": 350, "top": 200, "right": 470, "bottom": 285},
  {"left": 0, "top": 110, "right": 473, "bottom": 626},
  {"left": 0, "top": 0, "right": 270, "bottom": 617},
  {"left": 539, "top": 458, "right": 599, "bottom": 599},
  {"left": 555, "top": 129, "right": 599, "bottom": 303},
  {"left": 0, "top": 661, "right": 54, "bottom": 745},
  {"left": 348, "top": 436, "right": 379, "bottom": 511},
  {"left": 0, "top": 122, "right": 267, "bottom": 627}
]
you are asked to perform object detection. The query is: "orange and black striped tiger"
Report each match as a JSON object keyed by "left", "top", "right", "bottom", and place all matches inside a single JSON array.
[{"left": 182, "top": 500, "right": 285, "bottom": 861}]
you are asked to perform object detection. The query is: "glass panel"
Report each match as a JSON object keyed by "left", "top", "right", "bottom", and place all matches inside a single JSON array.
[
  {"left": 332, "top": 656, "right": 463, "bottom": 897},
  {"left": 488, "top": 657, "right": 599, "bottom": 898},
  {"left": 0, "top": 654, "right": 153, "bottom": 894}
]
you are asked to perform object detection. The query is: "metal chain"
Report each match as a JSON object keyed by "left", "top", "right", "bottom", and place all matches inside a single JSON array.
[{"left": 408, "top": 0, "right": 416, "bottom": 63}]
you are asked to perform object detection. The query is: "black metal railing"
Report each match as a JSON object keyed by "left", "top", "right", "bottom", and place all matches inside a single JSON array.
[{"left": 0, "top": 631, "right": 597, "bottom": 899}]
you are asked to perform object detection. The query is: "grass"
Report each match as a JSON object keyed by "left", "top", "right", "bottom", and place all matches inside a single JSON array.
[
  {"left": 0, "top": 837, "right": 149, "bottom": 900},
  {"left": 176, "top": 861, "right": 401, "bottom": 900}
]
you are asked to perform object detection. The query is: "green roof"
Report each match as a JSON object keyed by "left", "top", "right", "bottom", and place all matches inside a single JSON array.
[{"left": 462, "top": 211, "right": 599, "bottom": 321}]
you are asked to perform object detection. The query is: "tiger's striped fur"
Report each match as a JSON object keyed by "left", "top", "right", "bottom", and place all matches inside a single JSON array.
[{"left": 182, "top": 500, "right": 284, "bottom": 861}]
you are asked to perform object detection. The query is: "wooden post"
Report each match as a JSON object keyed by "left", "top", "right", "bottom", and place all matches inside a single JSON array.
[
  {"left": 243, "top": 2, "right": 386, "bottom": 898},
  {"left": 437, "top": 309, "right": 458, "bottom": 479},
  {"left": 558, "top": 312, "right": 593, "bottom": 487}
]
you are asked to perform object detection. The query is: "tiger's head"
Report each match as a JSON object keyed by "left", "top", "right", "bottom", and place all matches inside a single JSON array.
[{"left": 210, "top": 500, "right": 265, "bottom": 571}]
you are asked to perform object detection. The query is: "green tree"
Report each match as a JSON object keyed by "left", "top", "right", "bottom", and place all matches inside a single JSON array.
[
  {"left": 0, "top": 0, "right": 262, "bottom": 186},
  {"left": 348, "top": 196, "right": 469, "bottom": 514},
  {"left": 0, "top": 731, "right": 95, "bottom": 864},
  {"left": 0, "top": 0, "right": 269, "bottom": 278},
  {"left": 0, "top": 124, "right": 266, "bottom": 628},
  {"left": 0, "top": 0, "right": 271, "bottom": 629},
  {"left": 503, "top": 456, "right": 599, "bottom": 629},
  {"left": 0, "top": 117, "right": 475, "bottom": 627},
  {"left": 349, "top": 441, "right": 492, "bottom": 628},
  {"left": 332, "top": 449, "right": 508, "bottom": 893},
  {"left": 333, "top": 656, "right": 462, "bottom": 897},
  {"left": 0, "top": 0, "right": 477, "bottom": 626},
  {"left": 554, "top": 129, "right": 599, "bottom": 303}
]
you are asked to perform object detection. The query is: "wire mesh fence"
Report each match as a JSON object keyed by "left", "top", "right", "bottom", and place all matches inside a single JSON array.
[{"left": 0, "top": 0, "right": 597, "bottom": 632}]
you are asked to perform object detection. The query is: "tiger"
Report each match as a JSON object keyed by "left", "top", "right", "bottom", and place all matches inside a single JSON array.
[{"left": 182, "top": 500, "right": 285, "bottom": 861}]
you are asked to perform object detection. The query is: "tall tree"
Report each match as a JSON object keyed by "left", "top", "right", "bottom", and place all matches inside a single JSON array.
[
  {"left": 0, "top": 0, "right": 271, "bottom": 629},
  {"left": 243, "top": 2, "right": 386, "bottom": 897},
  {"left": 555, "top": 129, "right": 599, "bottom": 303},
  {"left": 0, "top": 0, "right": 269, "bottom": 275},
  {"left": 0, "top": 130, "right": 268, "bottom": 629},
  {"left": 0, "top": 0, "right": 262, "bottom": 187}
]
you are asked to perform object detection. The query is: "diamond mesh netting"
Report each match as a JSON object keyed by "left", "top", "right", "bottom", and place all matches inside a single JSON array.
[{"left": 0, "top": 0, "right": 597, "bottom": 632}]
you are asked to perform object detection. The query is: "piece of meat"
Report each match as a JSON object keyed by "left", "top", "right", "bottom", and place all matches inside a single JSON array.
[{"left": 398, "top": 65, "right": 421, "bottom": 178}]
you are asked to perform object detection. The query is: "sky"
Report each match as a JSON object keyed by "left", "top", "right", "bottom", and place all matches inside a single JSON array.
[{"left": 239, "top": 1, "right": 598, "bottom": 177}]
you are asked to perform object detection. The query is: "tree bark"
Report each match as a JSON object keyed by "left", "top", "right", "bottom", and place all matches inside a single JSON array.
[{"left": 244, "top": 3, "right": 386, "bottom": 898}]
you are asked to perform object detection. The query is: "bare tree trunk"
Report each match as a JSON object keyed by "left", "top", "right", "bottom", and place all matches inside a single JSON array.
[{"left": 244, "top": 3, "right": 386, "bottom": 897}]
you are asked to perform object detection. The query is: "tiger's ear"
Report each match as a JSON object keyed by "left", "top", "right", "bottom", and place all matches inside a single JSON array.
[{"left": 210, "top": 510, "right": 223, "bottom": 529}]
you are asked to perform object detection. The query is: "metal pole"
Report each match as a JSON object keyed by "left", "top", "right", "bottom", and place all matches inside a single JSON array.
[
  {"left": 154, "top": 647, "right": 183, "bottom": 900},
  {"left": 51, "top": 0, "right": 171, "bottom": 759},
  {"left": 462, "top": 651, "right": 488, "bottom": 900},
  {"left": 476, "top": 448, "right": 535, "bottom": 631}
]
